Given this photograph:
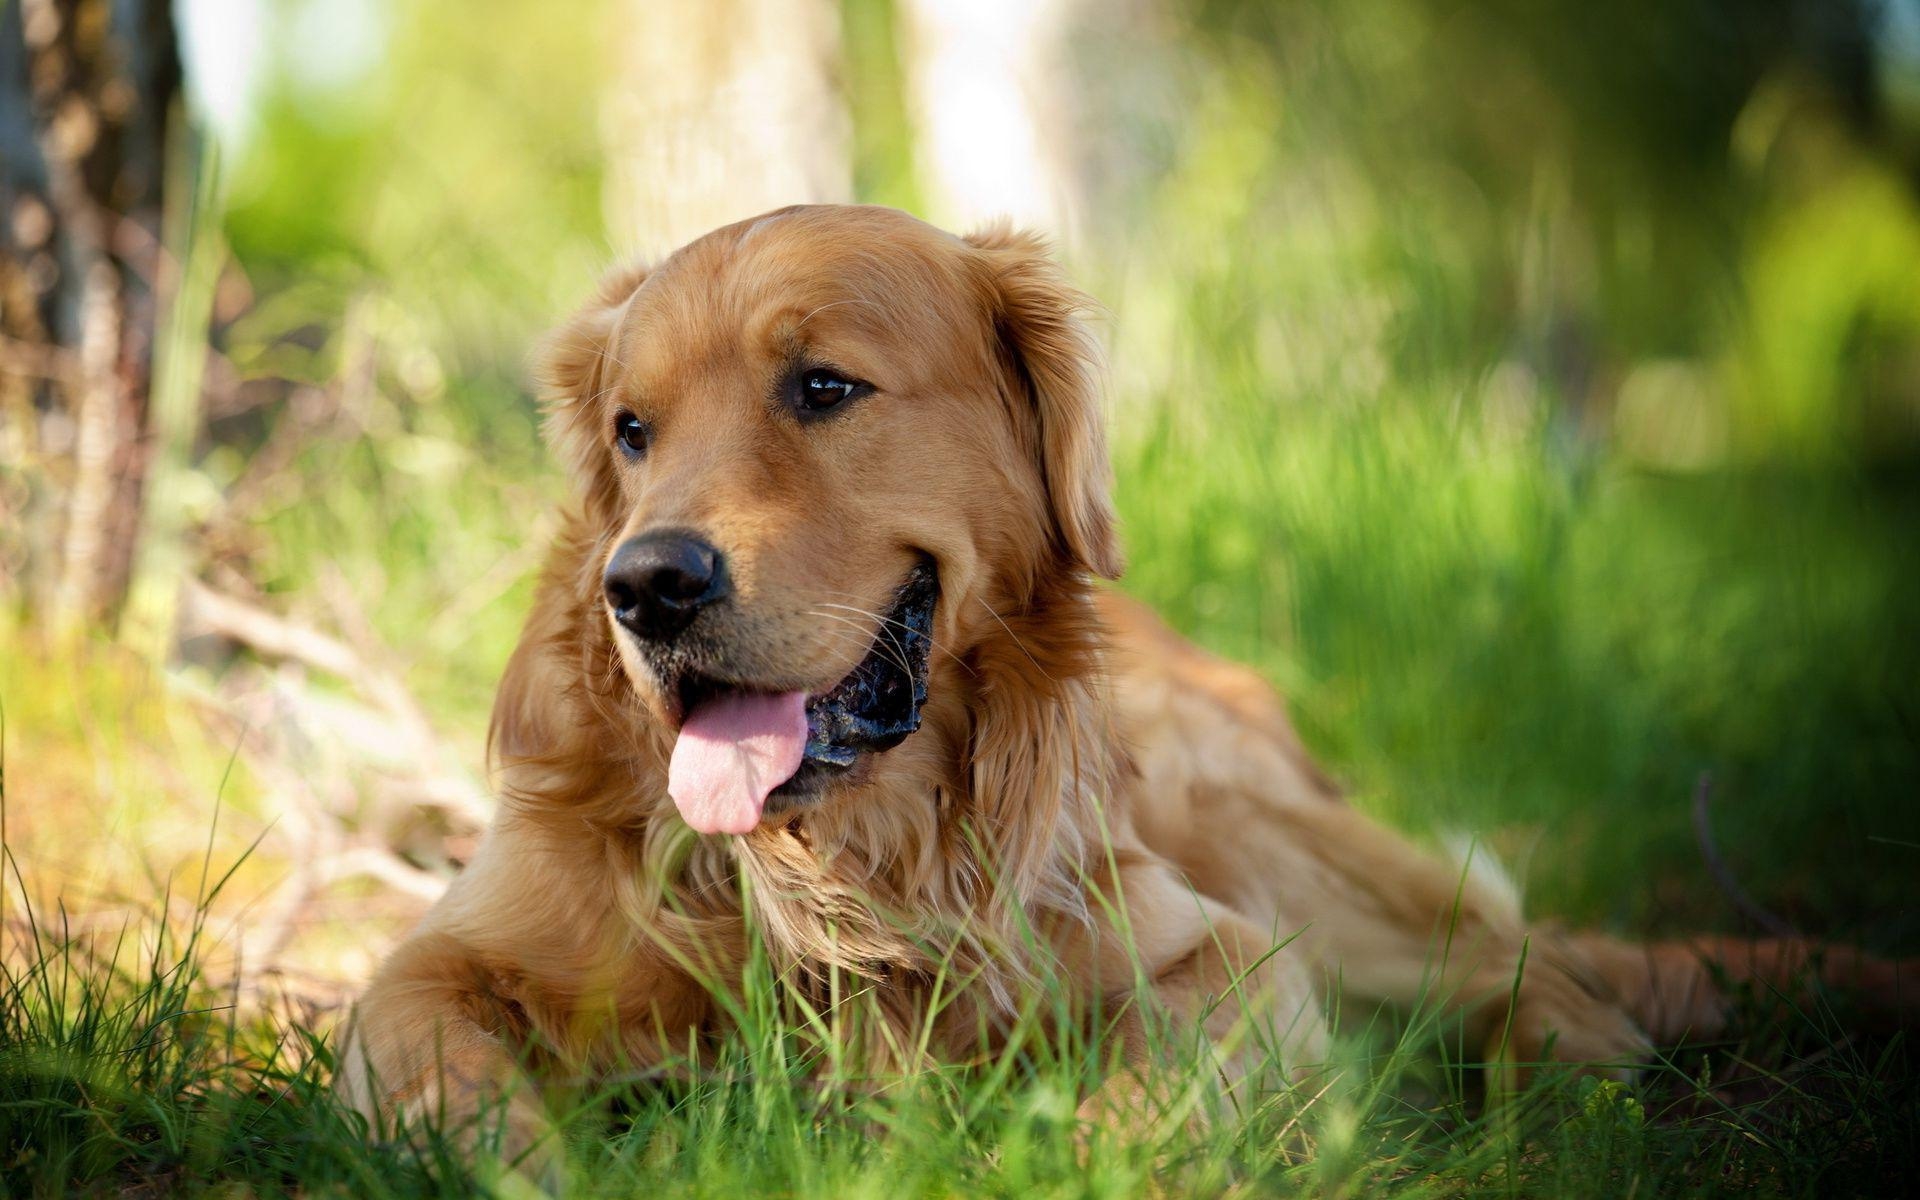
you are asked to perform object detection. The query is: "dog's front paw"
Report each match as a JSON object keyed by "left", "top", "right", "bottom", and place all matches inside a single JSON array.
[{"left": 456, "top": 1088, "right": 569, "bottom": 1195}]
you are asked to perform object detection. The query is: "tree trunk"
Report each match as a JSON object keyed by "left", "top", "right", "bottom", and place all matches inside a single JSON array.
[
  {"left": 601, "top": 0, "right": 852, "bottom": 257},
  {"left": 896, "top": 0, "right": 1084, "bottom": 241},
  {"left": 0, "top": 0, "right": 182, "bottom": 635}
]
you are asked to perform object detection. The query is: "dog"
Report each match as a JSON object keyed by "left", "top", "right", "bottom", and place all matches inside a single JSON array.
[{"left": 338, "top": 204, "right": 1912, "bottom": 1159}]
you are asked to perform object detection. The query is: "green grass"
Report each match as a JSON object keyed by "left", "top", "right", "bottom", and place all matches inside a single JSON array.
[
  {"left": 3, "top": 826, "right": 1915, "bottom": 1197},
  {"left": 4, "top": 583, "right": 1918, "bottom": 1200}
]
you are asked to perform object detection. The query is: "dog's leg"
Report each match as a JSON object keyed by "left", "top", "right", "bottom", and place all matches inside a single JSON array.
[
  {"left": 1065, "top": 848, "right": 1330, "bottom": 1135},
  {"left": 1565, "top": 932, "right": 1920, "bottom": 1046},
  {"left": 1172, "top": 796, "right": 1655, "bottom": 1087},
  {"left": 336, "top": 929, "right": 563, "bottom": 1177},
  {"left": 337, "top": 815, "right": 709, "bottom": 1179},
  {"left": 336, "top": 934, "right": 545, "bottom": 1129},
  {"left": 1172, "top": 794, "right": 1917, "bottom": 1089}
]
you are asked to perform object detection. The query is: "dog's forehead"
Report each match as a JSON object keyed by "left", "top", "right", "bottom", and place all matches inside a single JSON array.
[{"left": 624, "top": 208, "right": 980, "bottom": 357}]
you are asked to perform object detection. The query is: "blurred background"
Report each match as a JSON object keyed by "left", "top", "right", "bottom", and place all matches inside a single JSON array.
[{"left": 3, "top": 0, "right": 1918, "bottom": 1009}]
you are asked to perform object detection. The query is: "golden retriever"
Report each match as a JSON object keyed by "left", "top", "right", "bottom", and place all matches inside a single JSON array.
[{"left": 338, "top": 204, "right": 1912, "bottom": 1160}]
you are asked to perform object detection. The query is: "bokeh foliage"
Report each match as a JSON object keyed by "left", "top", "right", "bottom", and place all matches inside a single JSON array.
[{"left": 173, "top": 0, "right": 1920, "bottom": 936}]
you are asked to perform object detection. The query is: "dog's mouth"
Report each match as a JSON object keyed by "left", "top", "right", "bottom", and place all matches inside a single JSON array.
[{"left": 661, "top": 561, "right": 937, "bottom": 834}]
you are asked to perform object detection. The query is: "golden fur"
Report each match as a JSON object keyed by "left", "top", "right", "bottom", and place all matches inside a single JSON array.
[{"left": 339, "top": 205, "right": 1913, "bottom": 1157}]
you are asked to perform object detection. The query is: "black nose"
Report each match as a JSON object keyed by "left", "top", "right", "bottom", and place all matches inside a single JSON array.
[{"left": 603, "top": 531, "right": 729, "bottom": 641}]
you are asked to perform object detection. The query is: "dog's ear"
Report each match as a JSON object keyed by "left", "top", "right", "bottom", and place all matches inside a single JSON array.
[
  {"left": 535, "top": 261, "right": 650, "bottom": 505},
  {"left": 966, "top": 225, "right": 1123, "bottom": 580}
]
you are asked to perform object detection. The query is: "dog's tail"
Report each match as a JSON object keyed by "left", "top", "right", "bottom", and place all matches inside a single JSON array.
[{"left": 1563, "top": 931, "right": 1920, "bottom": 1046}]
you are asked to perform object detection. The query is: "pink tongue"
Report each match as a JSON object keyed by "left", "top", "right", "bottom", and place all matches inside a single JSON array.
[{"left": 667, "top": 690, "right": 809, "bottom": 834}]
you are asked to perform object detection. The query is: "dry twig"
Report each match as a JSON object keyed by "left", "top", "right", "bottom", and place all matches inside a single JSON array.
[{"left": 1691, "top": 771, "right": 1797, "bottom": 939}]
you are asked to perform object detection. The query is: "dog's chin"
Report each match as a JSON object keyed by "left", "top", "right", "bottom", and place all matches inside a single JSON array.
[{"left": 764, "top": 753, "right": 873, "bottom": 814}]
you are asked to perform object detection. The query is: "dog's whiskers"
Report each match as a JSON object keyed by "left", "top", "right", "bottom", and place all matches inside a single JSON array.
[
  {"left": 810, "top": 592, "right": 975, "bottom": 676},
  {"left": 810, "top": 625, "right": 898, "bottom": 675},
  {"left": 815, "top": 607, "right": 924, "bottom": 679},
  {"left": 807, "top": 609, "right": 916, "bottom": 678},
  {"left": 810, "top": 605, "right": 915, "bottom": 674},
  {"left": 977, "top": 597, "right": 1052, "bottom": 682},
  {"left": 806, "top": 618, "right": 886, "bottom": 662}
]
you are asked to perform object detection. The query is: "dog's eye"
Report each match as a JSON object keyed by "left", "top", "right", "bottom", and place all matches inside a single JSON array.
[
  {"left": 614, "top": 412, "right": 651, "bottom": 458},
  {"left": 796, "top": 368, "right": 867, "bottom": 414}
]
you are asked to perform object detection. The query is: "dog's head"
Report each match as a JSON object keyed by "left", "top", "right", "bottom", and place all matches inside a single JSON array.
[{"left": 537, "top": 205, "right": 1119, "bottom": 834}]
